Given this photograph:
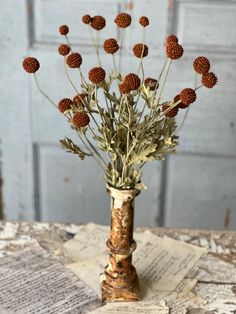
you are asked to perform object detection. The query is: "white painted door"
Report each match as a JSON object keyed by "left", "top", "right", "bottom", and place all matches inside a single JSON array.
[{"left": 0, "top": 0, "right": 235, "bottom": 229}]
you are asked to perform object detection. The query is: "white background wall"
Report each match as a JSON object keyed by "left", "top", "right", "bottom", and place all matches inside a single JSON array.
[{"left": 0, "top": 0, "right": 235, "bottom": 229}]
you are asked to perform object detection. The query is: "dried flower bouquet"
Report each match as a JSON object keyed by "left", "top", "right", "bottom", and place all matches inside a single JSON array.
[{"left": 23, "top": 13, "right": 217, "bottom": 302}]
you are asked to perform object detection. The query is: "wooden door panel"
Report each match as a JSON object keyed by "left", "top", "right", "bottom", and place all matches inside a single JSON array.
[
  {"left": 165, "top": 154, "right": 236, "bottom": 229},
  {"left": 172, "top": 0, "right": 236, "bottom": 54},
  {"left": 33, "top": 0, "right": 122, "bottom": 46}
]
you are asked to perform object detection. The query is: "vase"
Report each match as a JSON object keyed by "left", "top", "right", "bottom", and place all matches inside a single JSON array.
[{"left": 100, "top": 185, "right": 141, "bottom": 302}]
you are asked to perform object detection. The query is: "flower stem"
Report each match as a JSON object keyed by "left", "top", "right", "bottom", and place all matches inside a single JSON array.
[
  {"left": 33, "top": 74, "right": 57, "bottom": 108},
  {"left": 89, "top": 26, "right": 102, "bottom": 67}
]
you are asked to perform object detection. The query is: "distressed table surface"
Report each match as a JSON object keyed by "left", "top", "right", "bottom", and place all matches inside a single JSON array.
[{"left": 0, "top": 221, "right": 236, "bottom": 313}]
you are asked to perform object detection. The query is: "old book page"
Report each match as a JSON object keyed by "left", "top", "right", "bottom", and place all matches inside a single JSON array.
[
  {"left": 64, "top": 224, "right": 206, "bottom": 301},
  {"left": 0, "top": 243, "right": 101, "bottom": 314}
]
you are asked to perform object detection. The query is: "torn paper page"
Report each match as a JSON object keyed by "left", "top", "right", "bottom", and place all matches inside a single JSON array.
[
  {"left": 134, "top": 231, "right": 207, "bottom": 297},
  {"left": 0, "top": 243, "right": 102, "bottom": 313},
  {"left": 88, "top": 300, "right": 169, "bottom": 314},
  {"left": 65, "top": 225, "right": 206, "bottom": 302},
  {"left": 63, "top": 223, "right": 109, "bottom": 260}
]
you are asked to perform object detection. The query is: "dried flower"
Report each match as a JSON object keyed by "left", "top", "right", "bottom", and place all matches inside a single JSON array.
[
  {"left": 58, "top": 98, "right": 73, "bottom": 113},
  {"left": 162, "top": 103, "right": 178, "bottom": 118},
  {"left": 72, "top": 112, "right": 90, "bottom": 128},
  {"left": 166, "top": 34, "right": 178, "bottom": 45},
  {"left": 58, "top": 44, "right": 71, "bottom": 56},
  {"left": 59, "top": 25, "right": 69, "bottom": 36},
  {"left": 174, "top": 94, "right": 188, "bottom": 109},
  {"left": 114, "top": 13, "right": 131, "bottom": 28},
  {"left": 66, "top": 53, "right": 82, "bottom": 68},
  {"left": 88, "top": 67, "right": 106, "bottom": 84},
  {"left": 202, "top": 72, "right": 217, "bottom": 88},
  {"left": 144, "top": 78, "right": 159, "bottom": 91},
  {"left": 91, "top": 16, "right": 106, "bottom": 30},
  {"left": 193, "top": 56, "right": 210, "bottom": 74},
  {"left": 82, "top": 14, "right": 92, "bottom": 25},
  {"left": 133, "top": 43, "right": 149, "bottom": 58},
  {"left": 166, "top": 42, "right": 184, "bottom": 60},
  {"left": 104, "top": 38, "right": 119, "bottom": 54},
  {"left": 73, "top": 93, "right": 87, "bottom": 105},
  {"left": 139, "top": 16, "right": 149, "bottom": 27},
  {"left": 124, "top": 73, "right": 141, "bottom": 91},
  {"left": 22, "top": 57, "right": 40, "bottom": 73},
  {"left": 180, "top": 88, "right": 196, "bottom": 105},
  {"left": 119, "top": 82, "right": 131, "bottom": 95}
]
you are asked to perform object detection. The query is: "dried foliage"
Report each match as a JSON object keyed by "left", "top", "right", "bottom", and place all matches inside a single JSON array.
[{"left": 22, "top": 14, "right": 218, "bottom": 190}]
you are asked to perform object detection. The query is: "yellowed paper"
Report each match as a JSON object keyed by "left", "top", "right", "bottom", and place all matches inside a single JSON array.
[
  {"left": 65, "top": 224, "right": 206, "bottom": 303},
  {"left": 63, "top": 223, "right": 109, "bottom": 260}
]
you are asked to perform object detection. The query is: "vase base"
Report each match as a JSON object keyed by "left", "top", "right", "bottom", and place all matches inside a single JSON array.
[{"left": 100, "top": 270, "right": 141, "bottom": 302}]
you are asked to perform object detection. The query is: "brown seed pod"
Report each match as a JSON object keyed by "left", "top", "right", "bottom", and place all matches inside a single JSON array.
[
  {"left": 114, "top": 13, "right": 132, "bottom": 28},
  {"left": 90, "top": 16, "right": 106, "bottom": 30},
  {"left": 58, "top": 44, "right": 71, "bottom": 56},
  {"left": 88, "top": 67, "right": 106, "bottom": 84},
  {"left": 193, "top": 56, "right": 210, "bottom": 74},
  {"left": 139, "top": 16, "right": 149, "bottom": 27},
  {"left": 66, "top": 53, "right": 82, "bottom": 68},
  {"left": 162, "top": 103, "right": 178, "bottom": 118},
  {"left": 22, "top": 57, "right": 40, "bottom": 73},
  {"left": 73, "top": 93, "right": 87, "bottom": 105},
  {"left": 144, "top": 78, "right": 159, "bottom": 91},
  {"left": 133, "top": 43, "right": 149, "bottom": 58},
  {"left": 59, "top": 25, "right": 69, "bottom": 36},
  {"left": 166, "top": 42, "right": 184, "bottom": 60},
  {"left": 202, "top": 72, "right": 218, "bottom": 88},
  {"left": 180, "top": 88, "right": 197, "bottom": 105},
  {"left": 124, "top": 73, "right": 141, "bottom": 91},
  {"left": 103, "top": 38, "right": 119, "bottom": 54},
  {"left": 72, "top": 112, "right": 90, "bottom": 128},
  {"left": 166, "top": 34, "right": 178, "bottom": 45},
  {"left": 58, "top": 98, "right": 73, "bottom": 113},
  {"left": 119, "top": 82, "right": 131, "bottom": 95},
  {"left": 174, "top": 94, "right": 188, "bottom": 109},
  {"left": 82, "top": 14, "right": 92, "bottom": 25}
]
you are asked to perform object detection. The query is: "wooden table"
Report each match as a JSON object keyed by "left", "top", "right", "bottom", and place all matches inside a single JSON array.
[{"left": 0, "top": 221, "right": 236, "bottom": 313}]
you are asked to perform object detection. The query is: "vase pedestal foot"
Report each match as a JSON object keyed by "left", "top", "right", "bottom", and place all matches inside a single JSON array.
[{"left": 101, "top": 266, "right": 141, "bottom": 302}]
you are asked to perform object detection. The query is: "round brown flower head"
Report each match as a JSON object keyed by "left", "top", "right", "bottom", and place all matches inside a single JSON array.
[
  {"left": 133, "top": 43, "right": 149, "bottom": 58},
  {"left": 202, "top": 72, "right": 217, "bottom": 88},
  {"left": 58, "top": 44, "right": 71, "bottom": 56},
  {"left": 58, "top": 98, "right": 73, "bottom": 113},
  {"left": 144, "top": 78, "right": 159, "bottom": 91},
  {"left": 162, "top": 103, "right": 178, "bottom": 118},
  {"left": 23, "top": 57, "right": 40, "bottom": 73},
  {"left": 114, "top": 13, "right": 131, "bottom": 28},
  {"left": 82, "top": 14, "right": 92, "bottom": 25},
  {"left": 174, "top": 94, "right": 188, "bottom": 109},
  {"left": 90, "top": 16, "right": 106, "bottom": 30},
  {"left": 88, "top": 67, "right": 106, "bottom": 84},
  {"left": 180, "top": 88, "right": 197, "bottom": 105},
  {"left": 104, "top": 38, "right": 119, "bottom": 54},
  {"left": 119, "top": 82, "right": 131, "bottom": 95},
  {"left": 139, "top": 16, "right": 149, "bottom": 27},
  {"left": 66, "top": 53, "right": 82, "bottom": 68},
  {"left": 193, "top": 56, "right": 210, "bottom": 74},
  {"left": 72, "top": 112, "right": 90, "bottom": 128},
  {"left": 166, "top": 42, "right": 184, "bottom": 60},
  {"left": 166, "top": 34, "right": 178, "bottom": 45},
  {"left": 59, "top": 25, "right": 69, "bottom": 36},
  {"left": 73, "top": 93, "right": 87, "bottom": 105},
  {"left": 124, "top": 73, "right": 141, "bottom": 91}
]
